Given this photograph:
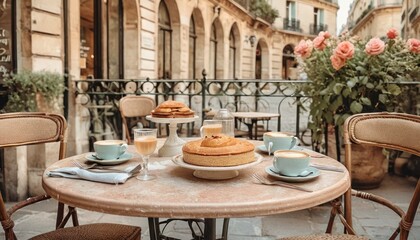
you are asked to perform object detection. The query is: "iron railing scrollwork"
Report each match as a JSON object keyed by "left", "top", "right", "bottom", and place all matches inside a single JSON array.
[{"left": 74, "top": 74, "right": 310, "bottom": 147}]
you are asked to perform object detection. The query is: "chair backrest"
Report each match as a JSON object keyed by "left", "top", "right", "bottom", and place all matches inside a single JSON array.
[
  {"left": 119, "top": 96, "right": 156, "bottom": 144},
  {"left": 0, "top": 112, "right": 67, "bottom": 239},
  {"left": 343, "top": 112, "right": 420, "bottom": 239}
]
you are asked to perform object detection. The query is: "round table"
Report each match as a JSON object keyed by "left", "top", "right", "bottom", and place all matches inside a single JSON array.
[
  {"left": 42, "top": 140, "right": 350, "bottom": 240},
  {"left": 231, "top": 112, "right": 280, "bottom": 139}
]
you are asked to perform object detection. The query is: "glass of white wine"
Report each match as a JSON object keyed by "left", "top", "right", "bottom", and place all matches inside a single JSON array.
[{"left": 134, "top": 128, "right": 157, "bottom": 181}]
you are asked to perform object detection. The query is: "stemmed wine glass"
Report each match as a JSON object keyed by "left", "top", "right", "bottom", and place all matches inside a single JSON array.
[{"left": 134, "top": 128, "right": 157, "bottom": 181}]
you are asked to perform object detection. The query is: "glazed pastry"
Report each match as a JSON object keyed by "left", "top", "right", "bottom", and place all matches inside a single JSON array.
[{"left": 151, "top": 100, "right": 194, "bottom": 118}]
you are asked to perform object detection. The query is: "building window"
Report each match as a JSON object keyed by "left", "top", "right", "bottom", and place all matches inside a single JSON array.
[
  {"left": 228, "top": 29, "right": 236, "bottom": 79},
  {"left": 189, "top": 16, "right": 196, "bottom": 79},
  {"left": 286, "top": 1, "right": 296, "bottom": 22},
  {"left": 209, "top": 23, "right": 217, "bottom": 79},
  {"left": 158, "top": 1, "right": 172, "bottom": 79}
]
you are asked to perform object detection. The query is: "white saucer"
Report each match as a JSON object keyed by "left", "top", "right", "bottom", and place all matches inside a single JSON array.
[
  {"left": 265, "top": 166, "right": 320, "bottom": 182},
  {"left": 85, "top": 152, "right": 133, "bottom": 165},
  {"left": 172, "top": 153, "right": 263, "bottom": 180}
]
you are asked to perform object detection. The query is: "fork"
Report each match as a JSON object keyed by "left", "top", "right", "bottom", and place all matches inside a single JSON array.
[
  {"left": 251, "top": 173, "right": 313, "bottom": 192},
  {"left": 72, "top": 160, "right": 139, "bottom": 174}
]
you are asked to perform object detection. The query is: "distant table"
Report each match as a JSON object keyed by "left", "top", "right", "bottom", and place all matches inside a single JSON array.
[
  {"left": 232, "top": 112, "right": 280, "bottom": 139},
  {"left": 42, "top": 140, "right": 349, "bottom": 240}
]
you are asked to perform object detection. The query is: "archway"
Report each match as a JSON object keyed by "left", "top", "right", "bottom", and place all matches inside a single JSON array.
[
  {"left": 255, "top": 39, "right": 269, "bottom": 79},
  {"left": 189, "top": 8, "right": 205, "bottom": 80},
  {"left": 209, "top": 18, "right": 224, "bottom": 79},
  {"left": 228, "top": 22, "right": 241, "bottom": 79},
  {"left": 282, "top": 44, "right": 297, "bottom": 80}
]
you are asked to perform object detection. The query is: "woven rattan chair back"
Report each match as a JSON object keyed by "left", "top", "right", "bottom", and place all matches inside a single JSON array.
[
  {"left": 343, "top": 112, "right": 420, "bottom": 239},
  {"left": 0, "top": 112, "right": 141, "bottom": 239},
  {"left": 119, "top": 96, "right": 155, "bottom": 144}
]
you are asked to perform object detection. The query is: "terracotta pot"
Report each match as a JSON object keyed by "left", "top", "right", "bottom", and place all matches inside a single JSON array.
[
  {"left": 350, "top": 144, "right": 387, "bottom": 189},
  {"left": 327, "top": 125, "right": 387, "bottom": 189}
]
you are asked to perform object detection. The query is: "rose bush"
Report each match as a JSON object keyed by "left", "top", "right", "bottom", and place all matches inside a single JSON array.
[{"left": 294, "top": 29, "right": 420, "bottom": 148}]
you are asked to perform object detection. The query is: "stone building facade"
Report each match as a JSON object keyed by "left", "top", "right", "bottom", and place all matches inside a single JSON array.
[
  {"left": 402, "top": 0, "right": 420, "bottom": 38},
  {"left": 346, "top": 0, "right": 403, "bottom": 38},
  {"left": 0, "top": 0, "right": 338, "bottom": 200}
]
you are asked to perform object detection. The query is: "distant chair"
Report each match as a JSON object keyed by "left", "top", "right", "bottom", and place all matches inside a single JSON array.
[
  {"left": 280, "top": 112, "right": 420, "bottom": 240},
  {"left": 119, "top": 95, "right": 156, "bottom": 144},
  {"left": 0, "top": 112, "right": 141, "bottom": 240}
]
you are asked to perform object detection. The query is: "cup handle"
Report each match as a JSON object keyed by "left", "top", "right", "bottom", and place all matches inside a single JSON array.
[
  {"left": 268, "top": 142, "right": 273, "bottom": 156},
  {"left": 120, "top": 143, "right": 128, "bottom": 154},
  {"left": 200, "top": 126, "right": 204, "bottom": 138},
  {"left": 289, "top": 137, "right": 299, "bottom": 150}
]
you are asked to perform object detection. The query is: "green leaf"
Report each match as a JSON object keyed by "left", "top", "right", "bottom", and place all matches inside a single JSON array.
[
  {"left": 356, "top": 66, "right": 367, "bottom": 74},
  {"left": 347, "top": 79, "right": 357, "bottom": 88},
  {"left": 360, "top": 97, "right": 371, "bottom": 106},
  {"left": 342, "top": 88, "right": 351, "bottom": 97},
  {"left": 379, "top": 94, "right": 388, "bottom": 104},
  {"left": 387, "top": 84, "right": 401, "bottom": 96},
  {"left": 366, "top": 83, "right": 374, "bottom": 89},
  {"left": 350, "top": 101, "right": 363, "bottom": 113},
  {"left": 333, "top": 83, "right": 344, "bottom": 94},
  {"left": 360, "top": 76, "right": 368, "bottom": 84}
]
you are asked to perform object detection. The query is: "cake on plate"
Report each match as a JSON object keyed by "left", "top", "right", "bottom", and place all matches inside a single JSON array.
[
  {"left": 151, "top": 100, "right": 194, "bottom": 118},
  {"left": 182, "top": 135, "right": 255, "bottom": 167}
]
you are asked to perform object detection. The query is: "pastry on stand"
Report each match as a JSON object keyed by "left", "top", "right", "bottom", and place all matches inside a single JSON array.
[
  {"left": 147, "top": 100, "right": 197, "bottom": 157},
  {"left": 146, "top": 115, "right": 198, "bottom": 157}
]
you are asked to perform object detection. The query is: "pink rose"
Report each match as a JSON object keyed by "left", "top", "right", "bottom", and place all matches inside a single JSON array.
[
  {"left": 294, "top": 40, "right": 313, "bottom": 58},
  {"left": 406, "top": 38, "right": 420, "bottom": 53},
  {"left": 333, "top": 41, "right": 355, "bottom": 60},
  {"left": 313, "top": 36, "right": 327, "bottom": 50},
  {"left": 319, "top": 31, "right": 331, "bottom": 39},
  {"left": 387, "top": 28, "right": 398, "bottom": 39},
  {"left": 330, "top": 54, "right": 346, "bottom": 70},
  {"left": 365, "top": 38, "right": 385, "bottom": 55}
]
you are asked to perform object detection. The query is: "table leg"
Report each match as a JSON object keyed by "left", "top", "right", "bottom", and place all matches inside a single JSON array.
[
  {"left": 148, "top": 217, "right": 160, "bottom": 240},
  {"left": 253, "top": 119, "right": 258, "bottom": 140},
  {"left": 204, "top": 218, "right": 216, "bottom": 240}
]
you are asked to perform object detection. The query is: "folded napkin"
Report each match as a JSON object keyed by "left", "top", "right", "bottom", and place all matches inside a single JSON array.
[{"left": 47, "top": 166, "right": 135, "bottom": 184}]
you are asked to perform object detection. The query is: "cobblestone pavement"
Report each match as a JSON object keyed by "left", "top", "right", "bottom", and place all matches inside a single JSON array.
[{"left": 2, "top": 174, "right": 419, "bottom": 240}]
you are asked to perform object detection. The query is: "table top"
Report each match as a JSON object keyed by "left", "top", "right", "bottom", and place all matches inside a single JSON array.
[
  {"left": 232, "top": 112, "right": 280, "bottom": 119},
  {"left": 42, "top": 140, "right": 350, "bottom": 219}
]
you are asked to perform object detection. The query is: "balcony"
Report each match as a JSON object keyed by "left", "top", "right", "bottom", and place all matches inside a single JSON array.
[
  {"left": 283, "top": 18, "right": 302, "bottom": 33},
  {"left": 309, "top": 23, "right": 328, "bottom": 35}
]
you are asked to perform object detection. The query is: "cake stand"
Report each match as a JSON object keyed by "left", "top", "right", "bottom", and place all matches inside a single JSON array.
[
  {"left": 172, "top": 153, "right": 263, "bottom": 180},
  {"left": 146, "top": 115, "right": 199, "bottom": 157}
]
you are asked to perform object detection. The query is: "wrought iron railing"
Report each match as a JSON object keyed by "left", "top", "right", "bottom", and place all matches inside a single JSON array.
[
  {"left": 283, "top": 18, "right": 302, "bottom": 32},
  {"left": 309, "top": 23, "right": 328, "bottom": 35},
  {"left": 74, "top": 72, "right": 420, "bottom": 153},
  {"left": 74, "top": 74, "right": 310, "bottom": 147}
]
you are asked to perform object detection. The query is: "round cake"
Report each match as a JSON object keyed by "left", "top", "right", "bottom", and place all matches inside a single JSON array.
[{"left": 182, "top": 135, "right": 255, "bottom": 167}]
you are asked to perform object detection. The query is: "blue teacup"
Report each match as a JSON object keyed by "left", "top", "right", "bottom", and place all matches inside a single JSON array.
[
  {"left": 273, "top": 150, "right": 310, "bottom": 177},
  {"left": 263, "top": 132, "right": 299, "bottom": 155},
  {"left": 93, "top": 140, "right": 128, "bottom": 160}
]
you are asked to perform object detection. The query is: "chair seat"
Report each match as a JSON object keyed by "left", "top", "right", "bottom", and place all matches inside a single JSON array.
[
  {"left": 30, "top": 223, "right": 141, "bottom": 240},
  {"left": 280, "top": 234, "right": 368, "bottom": 240}
]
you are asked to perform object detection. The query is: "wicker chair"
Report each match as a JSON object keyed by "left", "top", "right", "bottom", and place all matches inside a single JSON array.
[
  {"left": 0, "top": 112, "right": 141, "bottom": 240},
  {"left": 281, "top": 112, "right": 420, "bottom": 240},
  {"left": 119, "top": 95, "right": 156, "bottom": 144}
]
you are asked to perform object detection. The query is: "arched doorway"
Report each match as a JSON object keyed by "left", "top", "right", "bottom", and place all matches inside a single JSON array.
[
  {"left": 282, "top": 44, "right": 297, "bottom": 80},
  {"left": 209, "top": 18, "right": 224, "bottom": 79},
  {"left": 255, "top": 39, "right": 269, "bottom": 79},
  {"left": 189, "top": 8, "right": 205, "bottom": 80},
  {"left": 228, "top": 23, "right": 241, "bottom": 79},
  {"left": 158, "top": 0, "right": 181, "bottom": 79}
]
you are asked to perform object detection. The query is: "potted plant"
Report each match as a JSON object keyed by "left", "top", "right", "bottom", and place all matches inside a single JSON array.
[
  {"left": 294, "top": 29, "right": 420, "bottom": 188},
  {"left": 1, "top": 70, "right": 65, "bottom": 113}
]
